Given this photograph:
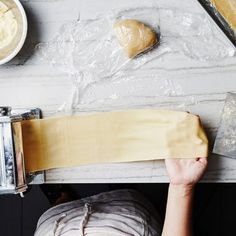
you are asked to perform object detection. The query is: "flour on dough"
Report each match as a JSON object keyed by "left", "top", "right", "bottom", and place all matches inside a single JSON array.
[{"left": 113, "top": 19, "right": 158, "bottom": 58}]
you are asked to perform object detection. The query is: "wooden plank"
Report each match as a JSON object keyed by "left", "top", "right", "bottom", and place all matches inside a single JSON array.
[{"left": 45, "top": 154, "right": 236, "bottom": 183}]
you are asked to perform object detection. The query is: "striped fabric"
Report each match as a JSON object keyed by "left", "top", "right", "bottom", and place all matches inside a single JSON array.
[{"left": 34, "top": 189, "right": 162, "bottom": 236}]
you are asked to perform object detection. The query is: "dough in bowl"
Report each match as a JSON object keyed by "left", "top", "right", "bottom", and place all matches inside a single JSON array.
[
  {"left": 0, "top": 1, "right": 18, "bottom": 51},
  {"left": 113, "top": 19, "right": 158, "bottom": 58}
]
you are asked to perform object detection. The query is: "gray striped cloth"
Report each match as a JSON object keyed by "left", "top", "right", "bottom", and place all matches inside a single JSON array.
[{"left": 34, "top": 189, "right": 162, "bottom": 236}]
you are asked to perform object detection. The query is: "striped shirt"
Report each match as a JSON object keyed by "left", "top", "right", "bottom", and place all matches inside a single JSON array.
[{"left": 34, "top": 189, "right": 162, "bottom": 236}]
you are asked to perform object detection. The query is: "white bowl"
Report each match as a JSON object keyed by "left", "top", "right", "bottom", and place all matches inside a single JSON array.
[{"left": 0, "top": 0, "right": 27, "bottom": 65}]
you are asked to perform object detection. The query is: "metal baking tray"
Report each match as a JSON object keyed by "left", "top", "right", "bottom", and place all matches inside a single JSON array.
[{"left": 198, "top": 0, "right": 236, "bottom": 47}]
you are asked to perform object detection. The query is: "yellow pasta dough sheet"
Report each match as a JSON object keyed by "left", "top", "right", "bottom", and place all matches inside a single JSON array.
[
  {"left": 211, "top": 0, "right": 236, "bottom": 31},
  {"left": 19, "top": 109, "right": 208, "bottom": 173}
]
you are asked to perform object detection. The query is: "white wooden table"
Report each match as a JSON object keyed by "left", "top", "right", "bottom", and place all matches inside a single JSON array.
[{"left": 1, "top": 0, "right": 236, "bottom": 183}]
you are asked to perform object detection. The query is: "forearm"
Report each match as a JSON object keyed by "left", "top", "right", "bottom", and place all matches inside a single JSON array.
[{"left": 162, "top": 184, "right": 194, "bottom": 236}]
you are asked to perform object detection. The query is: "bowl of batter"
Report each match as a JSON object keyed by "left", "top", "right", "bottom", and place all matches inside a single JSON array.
[{"left": 0, "top": 0, "right": 27, "bottom": 65}]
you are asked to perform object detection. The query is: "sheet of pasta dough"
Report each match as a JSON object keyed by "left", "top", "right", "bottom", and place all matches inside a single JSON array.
[
  {"left": 211, "top": 0, "right": 236, "bottom": 31},
  {"left": 19, "top": 109, "right": 208, "bottom": 173}
]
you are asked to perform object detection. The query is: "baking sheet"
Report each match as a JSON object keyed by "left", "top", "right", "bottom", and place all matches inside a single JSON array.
[{"left": 198, "top": 0, "right": 236, "bottom": 47}]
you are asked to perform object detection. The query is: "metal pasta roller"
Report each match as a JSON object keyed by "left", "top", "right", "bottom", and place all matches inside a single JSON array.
[{"left": 0, "top": 107, "right": 44, "bottom": 197}]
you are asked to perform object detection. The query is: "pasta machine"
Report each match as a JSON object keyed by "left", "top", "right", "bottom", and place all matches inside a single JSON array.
[{"left": 0, "top": 107, "right": 44, "bottom": 197}]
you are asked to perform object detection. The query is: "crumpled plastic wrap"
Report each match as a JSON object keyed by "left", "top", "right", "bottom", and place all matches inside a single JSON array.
[
  {"left": 38, "top": 8, "right": 164, "bottom": 86},
  {"left": 37, "top": 7, "right": 235, "bottom": 111},
  {"left": 158, "top": 8, "right": 235, "bottom": 59}
]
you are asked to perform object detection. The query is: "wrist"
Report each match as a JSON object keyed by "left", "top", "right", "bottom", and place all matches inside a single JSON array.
[{"left": 169, "top": 183, "right": 194, "bottom": 197}]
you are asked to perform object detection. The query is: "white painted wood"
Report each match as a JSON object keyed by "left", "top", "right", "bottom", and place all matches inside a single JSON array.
[{"left": 1, "top": 0, "right": 236, "bottom": 182}]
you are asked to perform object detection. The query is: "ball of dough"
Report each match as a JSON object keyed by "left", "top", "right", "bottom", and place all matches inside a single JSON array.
[{"left": 113, "top": 19, "right": 158, "bottom": 58}]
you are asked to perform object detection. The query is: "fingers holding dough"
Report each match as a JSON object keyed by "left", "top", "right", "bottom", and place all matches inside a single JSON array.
[{"left": 113, "top": 19, "right": 158, "bottom": 58}]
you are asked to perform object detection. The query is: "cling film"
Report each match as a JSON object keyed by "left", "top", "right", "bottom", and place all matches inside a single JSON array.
[{"left": 36, "top": 6, "right": 235, "bottom": 112}]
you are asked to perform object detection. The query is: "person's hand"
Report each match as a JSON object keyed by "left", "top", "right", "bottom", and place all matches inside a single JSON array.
[
  {"left": 163, "top": 158, "right": 207, "bottom": 236},
  {"left": 165, "top": 158, "right": 208, "bottom": 187}
]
